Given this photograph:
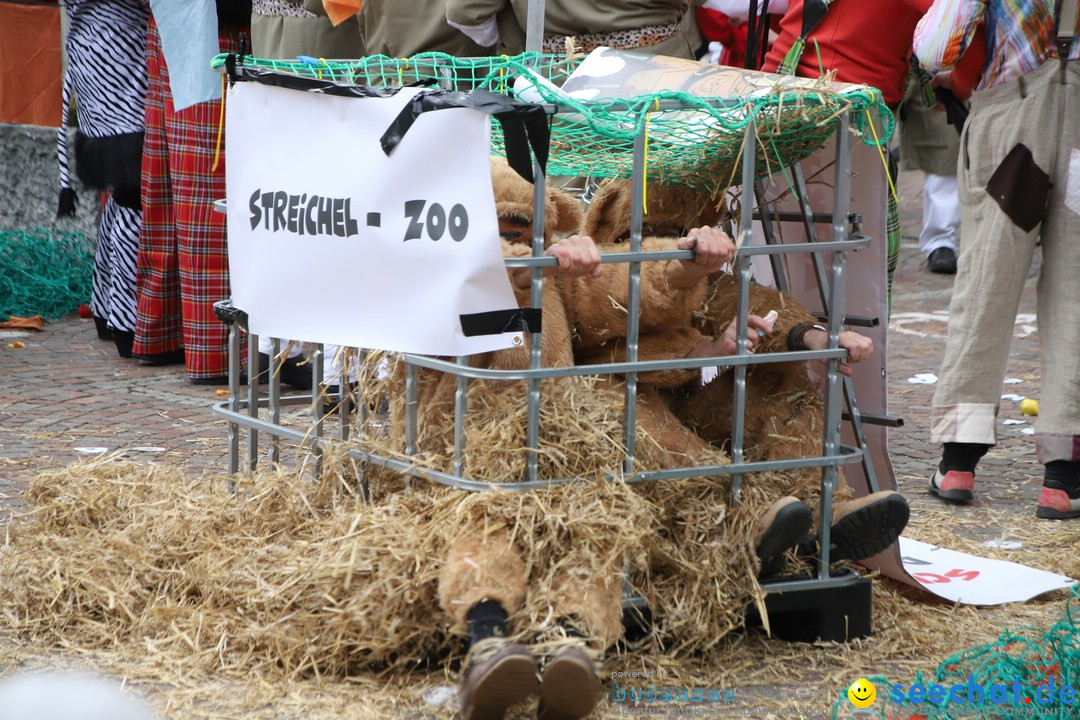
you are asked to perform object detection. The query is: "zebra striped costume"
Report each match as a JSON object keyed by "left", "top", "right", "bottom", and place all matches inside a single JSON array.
[{"left": 57, "top": 0, "right": 149, "bottom": 355}]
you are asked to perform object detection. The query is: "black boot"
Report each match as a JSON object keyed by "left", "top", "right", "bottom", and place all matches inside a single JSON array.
[
  {"left": 93, "top": 315, "right": 112, "bottom": 341},
  {"left": 112, "top": 330, "right": 134, "bottom": 358}
]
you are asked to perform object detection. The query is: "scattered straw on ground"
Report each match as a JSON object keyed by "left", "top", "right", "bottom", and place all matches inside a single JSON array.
[{"left": 0, "top": 456, "right": 1074, "bottom": 719}]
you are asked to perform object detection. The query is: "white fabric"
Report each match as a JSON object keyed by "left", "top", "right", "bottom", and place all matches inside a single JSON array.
[
  {"left": 1066, "top": 147, "right": 1080, "bottom": 216},
  {"left": 258, "top": 336, "right": 305, "bottom": 359},
  {"left": 254, "top": 339, "right": 361, "bottom": 384},
  {"left": 446, "top": 14, "right": 500, "bottom": 47},
  {"left": 322, "top": 344, "right": 360, "bottom": 385},
  {"left": 702, "top": 0, "right": 789, "bottom": 20},
  {"left": 919, "top": 172, "right": 960, "bottom": 255},
  {"left": 706, "top": 40, "right": 723, "bottom": 64}
]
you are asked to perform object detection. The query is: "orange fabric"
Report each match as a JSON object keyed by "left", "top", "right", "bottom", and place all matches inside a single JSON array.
[
  {"left": 322, "top": 0, "right": 361, "bottom": 26},
  {"left": 1, "top": 316, "right": 45, "bottom": 331},
  {"left": 951, "top": 23, "right": 987, "bottom": 101},
  {"left": 0, "top": 2, "right": 62, "bottom": 127}
]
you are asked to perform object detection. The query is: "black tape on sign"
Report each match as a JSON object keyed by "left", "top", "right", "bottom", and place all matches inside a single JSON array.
[
  {"left": 227, "top": 65, "right": 550, "bottom": 183},
  {"left": 460, "top": 308, "right": 542, "bottom": 337},
  {"left": 229, "top": 64, "right": 405, "bottom": 98},
  {"left": 380, "top": 88, "right": 549, "bottom": 182}
]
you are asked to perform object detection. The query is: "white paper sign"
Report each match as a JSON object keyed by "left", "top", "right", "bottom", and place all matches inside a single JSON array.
[
  {"left": 225, "top": 82, "right": 523, "bottom": 356},
  {"left": 899, "top": 537, "right": 1076, "bottom": 605}
]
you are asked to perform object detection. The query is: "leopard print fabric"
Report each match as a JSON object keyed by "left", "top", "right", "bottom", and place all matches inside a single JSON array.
[
  {"left": 252, "top": 0, "right": 316, "bottom": 18},
  {"left": 541, "top": 21, "right": 680, "bottom": 54}
]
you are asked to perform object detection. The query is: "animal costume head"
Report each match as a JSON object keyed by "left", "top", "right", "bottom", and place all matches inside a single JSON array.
[
  {"left": 581, "top": 179, "right": 726, "bottom": 245},
  {"left": 490, "top": 157, "right": 583, "bottom": 247}
]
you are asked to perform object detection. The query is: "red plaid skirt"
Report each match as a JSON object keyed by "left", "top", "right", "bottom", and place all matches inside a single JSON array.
[{"left": 134, "top": 18, "right": 246, "bottom": 379}]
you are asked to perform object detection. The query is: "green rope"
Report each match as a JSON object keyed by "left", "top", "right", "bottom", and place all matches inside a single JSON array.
[
  {"left": 0, "top": 228, "right": 93, "bottom": 320},
  {"left": 212, "top": 52, "right": 894, "bottom": 193}
]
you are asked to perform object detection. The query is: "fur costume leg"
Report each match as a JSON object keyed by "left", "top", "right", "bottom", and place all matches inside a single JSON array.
[
  {"left": 631, "top": 385, "right": 723, "bottom": 469},
  {"left": 672, "top": 363, "right": 822, "bottom": 465},
  {"left": 547, "top": 569, "right": 624, "bottom": 649},
  {"left": 438, "top": 528, "right": 528, "bottom": 630}
]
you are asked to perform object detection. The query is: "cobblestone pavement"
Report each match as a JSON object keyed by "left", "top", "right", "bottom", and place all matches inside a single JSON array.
[{"left": 0, "top": 170, "right": 1044, "bottom": 509}]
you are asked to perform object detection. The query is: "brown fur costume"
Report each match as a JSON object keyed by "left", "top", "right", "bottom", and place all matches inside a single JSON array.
[
  {"left": 414, "top": 159, "right": 627, "bottom": 648},
  {"left": 565, "top": 179, "right": 858, "bottom": 650},
  {"left": 388, "top": 166, "right": 819, "bottom": 656},
  {"left": 575, "top": 178, "right": 828, "bottom": 474}
]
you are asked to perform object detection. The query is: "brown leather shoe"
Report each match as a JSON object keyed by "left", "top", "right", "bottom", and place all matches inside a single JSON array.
[
  {"left": 753, "top": 496, "right": 813, "bottom": 577},
  {"left": 825, "top": 490, "right": 910, "bottom": 560},
  {"left": 459, "top": 639, "right": 537, "bottom": 720},
  {"left": 537, "top": 646, "right": 599, "bottom": 720}
]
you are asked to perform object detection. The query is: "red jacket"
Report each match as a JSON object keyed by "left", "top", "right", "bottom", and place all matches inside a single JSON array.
[
  {"left": 696, "top": 7, "right": 749, "bottom": 67},
  {"left": 763, "top": 0, "right": 932, "bottom": 107}
]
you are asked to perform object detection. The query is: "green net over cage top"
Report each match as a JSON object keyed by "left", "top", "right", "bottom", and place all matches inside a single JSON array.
[{"left": 212, "top": 51, "right": 893, "bottom": 194}]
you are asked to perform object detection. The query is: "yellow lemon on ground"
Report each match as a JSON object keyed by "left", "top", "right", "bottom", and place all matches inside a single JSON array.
[{"left": 847, "top": 678, "right": 876, "bottom": 708}]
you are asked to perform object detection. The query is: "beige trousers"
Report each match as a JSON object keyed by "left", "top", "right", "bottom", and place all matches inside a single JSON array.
[{"left": 931, "top": 59, "right": 1080, "bottom": 463}]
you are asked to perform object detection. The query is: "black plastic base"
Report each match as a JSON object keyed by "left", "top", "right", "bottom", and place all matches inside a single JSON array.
[
  {"left": 621, "top": 598, "right": 653, "bottom": 644},
  {"left": 748, "top": 569, "right": 873, "bottom": 642}
]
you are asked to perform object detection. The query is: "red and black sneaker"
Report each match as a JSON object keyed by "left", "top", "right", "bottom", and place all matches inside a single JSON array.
[
  {"left": 1036, "top": 479, "right": 1080, "bottom": 520},
  {"left": 928, "top": 469, "right": 975, "bottom": 504}
]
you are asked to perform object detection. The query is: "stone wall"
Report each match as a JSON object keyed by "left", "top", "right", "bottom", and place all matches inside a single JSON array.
[{"left": 0, "top": 123, "right": 98, "bottom": 238}]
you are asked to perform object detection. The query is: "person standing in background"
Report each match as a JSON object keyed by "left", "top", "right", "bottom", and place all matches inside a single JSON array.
[
  {"left": 250, "top": 0, "right": 362, "bottom": 59},
  {"left": 445, "top": 0, "right": 699, "bottom": 59},
  {"left": 899, "top": 65, "right": 961, "bottom": 274},
  {"left": 915, "top": 0, "right": 1080, "bottom": 518},
  {"left": 360, "top": 0, "right": 488, "bottom": 57},
  {"left": 57, "top": 0, "right": 149, "bottom": 358},
  {"left": 133, "top": 1, "right": 250, "bottom": 384},
  {"left": 763, "top": 0, "right": 933, "bottom": 313}
]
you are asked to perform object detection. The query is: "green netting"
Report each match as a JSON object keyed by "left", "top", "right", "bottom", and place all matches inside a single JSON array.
[
  {"left": 212, "top": 52, "right": 893, "bottom": 193},
  {"left": 0, "top": 228, "right": 93, "bottom": 320},
  {"left": 832, "top": 588, "right": 1080, "bottom": 720}
]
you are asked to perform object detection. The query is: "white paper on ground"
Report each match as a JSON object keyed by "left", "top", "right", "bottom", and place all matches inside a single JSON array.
[
  {"left": 984, "top": 540, "right": 1022, "bottom": 549},
  {"left": 899, "top": 537, "right": 1076, "bottom": 605},
  {"left": 907, "top": 373, "right": 938, "bottom": 384},
  {"left": 422, "top": 686, "right": 457, "bottom": 707}
]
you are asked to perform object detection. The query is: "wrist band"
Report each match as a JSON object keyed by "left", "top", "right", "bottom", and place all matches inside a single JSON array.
[{"left": 787, "top": 323, "right": 828, "bottom": 351}]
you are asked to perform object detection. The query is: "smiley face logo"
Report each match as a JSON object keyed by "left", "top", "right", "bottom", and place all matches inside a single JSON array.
[{"left": 847, "top": 678, "right": 876, "bottom": 708}]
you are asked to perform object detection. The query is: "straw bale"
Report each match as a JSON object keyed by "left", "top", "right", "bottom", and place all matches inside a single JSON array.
[
  {"left": 0, "top": 449, "right": 773, "bottom": 684},
  {"left": 374, "top": 352, "right": 729, "bottom": 485},
  {"left": 345, "top": 339, "right": 847, "bottom": 654},
  {"left": 2, "top": 458, "right": 1075, "bottom": 719},
  {"left": 0, "top": 457, "right": 662, "bottom": 679}
]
